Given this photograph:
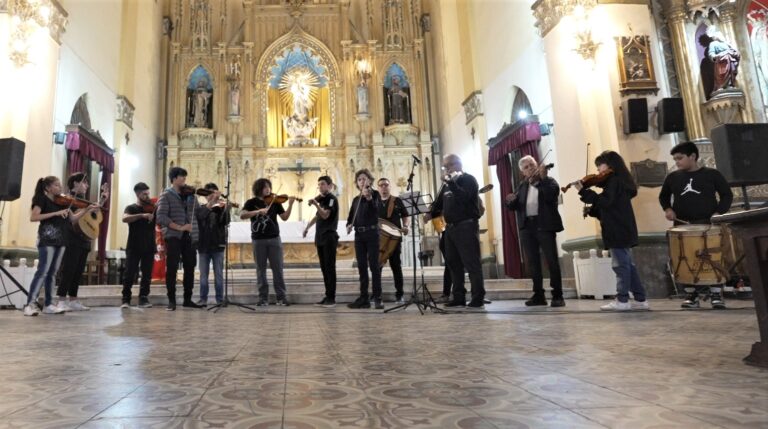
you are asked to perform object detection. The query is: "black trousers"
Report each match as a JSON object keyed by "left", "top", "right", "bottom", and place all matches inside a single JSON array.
[
  {"left": 354, "top": 229, "right": 381, "bottom": 299},
  {"left": 444, "top": 220, "right": 485, "bottom": 304},
  {"left": 381, "top": 243, "right": 404, "bottom": 299},
  {"left": 439, "top": 234, "right": 452, "bottom": 296},
  {"left": 57, "top": 245, "right": 89, "bottom": 298},
  {"left": 165, "top": 234, "right": 196, "bottom": 304},
  {"left": 520, "top": 217, "right": 563, "bottom": 299},
  {"left": 316, "top": 235, "right": 338, "bottom": 300},
  {"left": 121, "top": 249, "right": 154, "bottom": 302}
]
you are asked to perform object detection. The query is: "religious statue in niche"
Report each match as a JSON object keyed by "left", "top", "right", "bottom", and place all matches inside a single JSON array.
[
  {"left": 280, "top": 68, "right": 319, "bottom": 146},
  {"left": 229, "top": 81, "right": 240, "bottom": 116},
  {"left": 384, "top": 74, "right": 411, "bottom": 125},
  {"left": 699, "top": 29, "right": 741, "bottom": 100},
  {"left": 357, "top": 82, "right": 369, "bottom": 114},
  {"left": 186, "top": 70, "right": 213, "bottom": 129},
  {"left": 616, "top": 34, "right": 659, "bottom": 95}
]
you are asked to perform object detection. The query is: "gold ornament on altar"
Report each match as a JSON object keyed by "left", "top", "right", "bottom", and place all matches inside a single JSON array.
[{"left": 279, "top": 67, "right": 320, "bottom": 146}]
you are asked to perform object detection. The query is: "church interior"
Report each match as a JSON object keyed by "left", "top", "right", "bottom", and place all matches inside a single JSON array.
[{"left": 1, "top": 0, "right": 768, "bottom": 427}]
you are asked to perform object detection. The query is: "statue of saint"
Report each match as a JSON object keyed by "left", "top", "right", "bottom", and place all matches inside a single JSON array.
[
  {"left": 193, "top": 81, "right": 211, "bottom": 128},
  {"left": 229, "top": 81, "right": 240, "bottom": 116},
  {"left": 356, "top": 82, "right": 369, "bottom": 114},
  {"left": 699, "top": 31, "right": 741, "bottom": 98},
  {"left": 387, "top": 75, "right": 410, "bottom": 124}
]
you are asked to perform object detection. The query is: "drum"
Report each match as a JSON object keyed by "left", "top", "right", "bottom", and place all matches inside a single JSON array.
[
  {"left": 379, "top": 219, "right": 402, "bottom": 265},
  {"left": 667, "top": 225, "right": 727, "bottom": 285},
  {"left": 431, "top": 215, "right": 446, "bottom": 233}
]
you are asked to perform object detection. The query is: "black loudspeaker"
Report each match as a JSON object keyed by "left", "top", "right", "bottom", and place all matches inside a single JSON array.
[
  {"left": 622, "top": 98, "right": 648, "bottom": 134},
  {"left": 0, "top": 138, "right": 25, "bottom": 201},
  {"left": 657, "top": 98, "right": 685, "bottom": 133},
  {"left": 711, "top": 124, "right": 768, "bottom": 186}
]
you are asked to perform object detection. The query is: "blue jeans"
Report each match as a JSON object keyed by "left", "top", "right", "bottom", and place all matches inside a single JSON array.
[
  {"left": 611, "top": 248, "right": 646, "bottom": 303},
  {"left": 198, "top": 250, "right": 224, "bottom": 303},
  {"left": 27, "top": 246, "right": 66, "bottom": 307}
]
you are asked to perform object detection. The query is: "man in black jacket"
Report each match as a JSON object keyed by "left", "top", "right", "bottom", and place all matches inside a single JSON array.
[
  {"left": 195, "top": 183, "right": 231, "bottom": 306},
  {"left": 506, "top": 155, "right": 565, "bottom": 307}
]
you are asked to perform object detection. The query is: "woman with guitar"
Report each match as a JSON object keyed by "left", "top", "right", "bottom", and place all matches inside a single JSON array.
[
  {"left": 55, "top": 173, "right": 107, "bottom": 313},
  {"left": 241, "top": 178, "right": 297, "bottom": 306}
]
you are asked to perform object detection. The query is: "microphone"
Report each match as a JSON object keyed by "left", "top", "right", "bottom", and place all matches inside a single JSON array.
[{"left": 411, "top": 154, "right": 422, "bottom": 164}]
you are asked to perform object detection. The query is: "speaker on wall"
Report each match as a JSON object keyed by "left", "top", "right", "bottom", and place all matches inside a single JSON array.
[
  {"left": 710, "top": 123, "right": 768, "bottom": 186},
  {"left": 622, "top": 98, "right": 648, "bottom": 134},
  {"left": 0, "top": 138, "right": 25, "bottom": 201},
  {"left": 657, "top": 98, "right": 685, "bottom": 133}
]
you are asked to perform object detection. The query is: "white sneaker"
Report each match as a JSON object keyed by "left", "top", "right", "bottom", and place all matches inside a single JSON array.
[
  {"left": 67, "top": 300, "right": 90, "bottom": 311},
  {"left": 42, "top": 304, "right": 65, "bottom": 314},
  {"left": 120, "top": 302, "right": 130, "bottom": 309},
  {"left": 600, "top": 300, "right": 631, "bottom": 311},
  {"left": 55, "top": 300, "right": 71, "bottom": 312},
  {"left": 631, "top": 300, "right": 650, "bottom": 311},
  {"left": 23, "top": 305, "right": 39, "bottom": 316}
]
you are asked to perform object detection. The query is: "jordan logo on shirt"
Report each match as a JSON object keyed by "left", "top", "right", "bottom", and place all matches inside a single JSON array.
[{"left": 681, "top": 178, "right": 701, "bottom": 196}]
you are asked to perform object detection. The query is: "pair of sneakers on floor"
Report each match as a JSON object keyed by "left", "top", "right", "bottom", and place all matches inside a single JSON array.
[
  {"left": 525, "top": 295, "right": 565, "bottom": 308},
  {"left": 121, "top": 297, "right": 153, "bottom": 309},
  {"left": 600, "top": 299, "right": 650, "bottom": 311},
  {"left": 23, "top": 299, "right": 88, "bottom": 316},
  {"left": 681, "top": 290, "right": 726, "bottom": 310},
  {"left": 347, "top": 295, "right": 384, "bottom": 309}
]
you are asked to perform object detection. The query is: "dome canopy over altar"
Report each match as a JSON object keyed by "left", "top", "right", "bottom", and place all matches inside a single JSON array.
[{"left": 1, "top": 0, "right": 767, "bottom": 287}]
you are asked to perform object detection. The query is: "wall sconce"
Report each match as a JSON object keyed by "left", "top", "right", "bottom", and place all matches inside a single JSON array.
[
  {"left": 8, "top": 0, "right": 64, "bottom": 66},
  {"left": 571, "top": 4, "right": 600, "bottom": 61},
  {"left": 52, "top": 131, "right": 66, "bottom": 145},
  {"left": 354, "top": 57, "right": 372, "bottom": 86}
]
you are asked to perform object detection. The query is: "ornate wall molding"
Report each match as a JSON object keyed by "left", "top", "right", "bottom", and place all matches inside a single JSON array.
[
  {"left": 179, "top": 128, "right": 215, "bottom": 149},
  {"left": 462, "top": 90, "right": 483, "bottom": 124},
  {"left": 531, "top": 0, "right": 597, "bottom": 37},
  {"left": 115, "top": 95, "right": 135, "bottom": 129}
]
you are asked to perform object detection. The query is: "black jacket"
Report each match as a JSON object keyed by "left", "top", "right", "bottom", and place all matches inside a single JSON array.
[
  {"left": 195, "top": 205, "right": 231, "bottom": 252},
  {"left": 506, "top": 177, "right": 564, "bottom": 232},
  {"left": 578, "top": 175, "right": 638, "bottom": 249}
]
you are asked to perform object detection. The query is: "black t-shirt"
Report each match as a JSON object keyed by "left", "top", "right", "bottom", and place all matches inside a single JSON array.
[
  {"left": 658, "top": 167, "right": 734, "bottom": 224},
  {"left": 314, "top": 193, "right": 339, "bottom": 244},
  {"left": 243, "top": 197, "right": 285, "bottom": 240},
  {"left": 378, "top": 196, "right": 408, "bottom": 228},
  {"left": 67, "top": 204, "right": 94, "bottom": 250},
  {"left": 347, "top": 190, "right": 382, "bottom": 228},
  {"left": 124, "top": 204, "right": 157, "bottom": 254},
  {"left": 33, "top": 195, "right": 68, "bottom": 247}
]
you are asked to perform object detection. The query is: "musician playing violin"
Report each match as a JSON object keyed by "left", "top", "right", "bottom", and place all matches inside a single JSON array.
[
  {"left": 346, "top": 169, "right": 384, "bottom": 309},
  {"left": 304, "top": 176, "right": 340, "bottom": 308},
  {"left": 195, "top": 183, "right": 231, "bottom": 307},
  {"left": 505, "top": 156, "right": 565, "bottom": 308},
  {"left": 241, "top": 178, "right": 295, "bottom": 306},
  {"left": 55, "top": 172, "right": 105, "bottom": 313},
  {"left": 377, "top": 177, "right": 410, "bottom": 304},
  {"left": 121, "top": 182, "right": 156, "bottom": 308}
]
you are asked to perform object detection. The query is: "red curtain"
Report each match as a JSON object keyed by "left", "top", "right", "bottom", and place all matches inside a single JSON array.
[
  {"left": 488, "top": 121, "right": 541, "bottom": 278},
  {"left": 65, "top": 131, "right": 114, "bottom": 283}
]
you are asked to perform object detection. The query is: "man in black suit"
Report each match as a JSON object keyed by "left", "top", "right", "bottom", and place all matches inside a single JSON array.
[{"left": 506, "top": 155, "right": 565, "bottom": 307}]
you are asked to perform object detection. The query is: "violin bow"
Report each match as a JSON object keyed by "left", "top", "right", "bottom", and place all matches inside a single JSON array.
[{"left": 582, "top": 143, "right": 591, "bottom": 217}]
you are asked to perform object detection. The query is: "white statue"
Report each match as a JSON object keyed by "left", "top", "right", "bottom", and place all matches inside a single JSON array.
[
  {"left": 356, "top": 83, "right": 369, "bottom": 114},
  {"left": 279, "top": 68, "right": 320, "bottom": 146},
  {"left": 193, "top": 81, "right": 211, "bottom": 128},
  {"left": 229, "top": 81, "right": 240, "bottom": 116}
]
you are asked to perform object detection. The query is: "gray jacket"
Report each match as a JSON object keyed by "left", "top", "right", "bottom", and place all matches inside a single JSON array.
[{"left": 156, "top": 187, "right": 199, "bottom": 243}]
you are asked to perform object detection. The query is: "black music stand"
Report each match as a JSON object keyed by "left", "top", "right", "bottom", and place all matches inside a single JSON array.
[
  {"left": 385, "top": 190, "right": 444, "bottom": 314},
  {"left": 209, "top": 161, "right": 254, "bottom": 313}
]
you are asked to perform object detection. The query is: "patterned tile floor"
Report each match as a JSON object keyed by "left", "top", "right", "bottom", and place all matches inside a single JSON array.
[{"left": 1, "top": 299, "right": 767, "bottom": 428}]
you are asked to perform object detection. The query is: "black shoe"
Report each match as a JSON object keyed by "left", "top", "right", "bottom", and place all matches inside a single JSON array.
[
  {"left": 256, "top": 299, "right": 268, "bottom": 307},
  {"left": 444, "top": 300, "right": 466, "bottom": 308},
  {"left": 525, "top": 295, "right": 548, "bottom": 306},
  {"left": 466, "top": 301, "right": 485, "bottom": 310},
  {"left": 166, "top": 303, "right": 176, "bottom": 311},
  {"left": 182, "top": 301, "right": 203, "bottom": 309},
  {"left": 347, "top": 296, "right": 371, "bottom": 309},
  {"left": 374, "top": 298, "right": 384, "bottom": 310},
  {"left": 138, "top": 297, "right": 152, "bottom": 308},
  {"left": 681, "top": 292, "right": 700, "bottom": 309},
  {"left": 315, "top": 297, "right": 336, "bottom": 308},
  {"left": 483, "top": 299, "right": 492, "bottom": 304},
  {"left": 710, "top": 292, "right": 726, "bottom": 309},
  {"left": 276, "top": 298, "right": 291, "bottom": 306},
  {"left": 550, "top": 297, "right": 565, "bottom": 307}
]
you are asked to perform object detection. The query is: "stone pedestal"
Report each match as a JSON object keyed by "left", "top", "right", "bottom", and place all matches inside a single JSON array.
[{"left": 712, "top": 207, "right": 768, "bottom": 368}]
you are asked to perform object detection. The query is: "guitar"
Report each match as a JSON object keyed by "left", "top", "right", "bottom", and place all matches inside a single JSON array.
[{"left": 76, "top": 183, "right": 109, "bottom": 240}]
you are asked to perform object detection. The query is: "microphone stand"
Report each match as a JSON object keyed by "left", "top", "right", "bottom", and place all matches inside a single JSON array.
[
  {"left": 209, "top": 159, "right": 254, "bottom": 312},
  {"left": 385, "top": 156, "right": 444, "bottom": 314}
]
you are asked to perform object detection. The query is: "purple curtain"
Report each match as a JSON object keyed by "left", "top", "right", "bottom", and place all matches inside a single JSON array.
[
  {"left": 488, "top": 121, "right": 541, "bottom": 278},
  {"left": 65, "top": 131, "right": 114, "bottom": 283}
]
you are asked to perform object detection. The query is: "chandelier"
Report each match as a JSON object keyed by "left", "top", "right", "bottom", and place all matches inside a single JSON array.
[{"left": 6, "top": 0, "right": 67, "bottom": 66}]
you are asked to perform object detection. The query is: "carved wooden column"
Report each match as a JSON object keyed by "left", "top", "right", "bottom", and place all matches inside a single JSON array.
[{"left": 666, "top": 4, "right": 708, "bottom": 141}]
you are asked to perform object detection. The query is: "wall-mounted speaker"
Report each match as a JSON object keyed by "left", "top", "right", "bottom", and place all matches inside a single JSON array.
[
  {"left": 622, "top": 98, "right": 648, "bottom": 134},
  {"left": 657, "top": 98, "right": 685, "bottom": 134},
  {"left": 0, "top": 138, "right": 26, "bottom": 201}
]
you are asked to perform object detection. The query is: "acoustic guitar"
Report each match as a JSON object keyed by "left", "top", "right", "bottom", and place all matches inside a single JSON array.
[{"left": 76, "top": 183, "right": 109, "bottom": 240}]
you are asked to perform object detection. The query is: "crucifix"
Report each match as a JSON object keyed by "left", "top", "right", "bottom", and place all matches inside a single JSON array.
[{"left": 278, "top": 158, "right": 320, "bottom": 221}]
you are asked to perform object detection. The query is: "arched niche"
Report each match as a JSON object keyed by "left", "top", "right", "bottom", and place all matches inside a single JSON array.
[
  {"left": 508, "top": 86, "right": 533, "bottom": 123},
  {"left": 382, "top": 63, "right": 411, "bottom": 126},
  {"left": 186, "top": 65, "right": 214, "bottom": 128}
]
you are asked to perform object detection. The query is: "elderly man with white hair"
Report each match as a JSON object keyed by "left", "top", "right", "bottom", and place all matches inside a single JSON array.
[{"left": 505, "top": 155, "right": 565, "bottom": 307}]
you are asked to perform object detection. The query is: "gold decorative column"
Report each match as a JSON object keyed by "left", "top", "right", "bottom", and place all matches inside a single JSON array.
[{"left": 666, "top": 5, "right": 708, "bottom": 141}]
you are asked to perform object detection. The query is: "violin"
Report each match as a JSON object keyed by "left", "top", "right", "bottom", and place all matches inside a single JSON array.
[
  {"left": 213, "top": 201, "right": 240, "bottom": 209},
  {"left": 53, "top": 194, "right": 94, "bottom": 210},
  {"left": 179, "top": 185, "right": 214, "bottom": 197},
  {"left": 264, "top": 194, "right": 302, "bottom": 205},
  {"left": 142, "top": 203, "right": 156, "bottom": 214},
  {"left": 561, "top": 168, "right": 614, "bottom": 193}
]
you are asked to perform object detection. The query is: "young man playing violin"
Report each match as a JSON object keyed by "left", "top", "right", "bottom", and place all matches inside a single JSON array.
[
  {"left": 304, "top": 176, "right": 340, "bottom": 308},
  {"left": 195, "top": 183, "right": 231, "bottom": 306},
  {"left": 241, "top": 178, "right": 295, "bottom": 306},
  {"left": 346, "top": 169, "right": 384, "bottom": 309},
  {"left": 506, "top": 155, "right": 565, "bottom": 307},
  {"left": 156, "top": 167, "right": 203, "bottom": 311},
  {"left": 121, "top": 182, "right": 156, "bottom": 308},
  {"left": 658, "top": 141, "right": 733, "bottom": 309},
  {"left": 55, "top": 172, "right": 105, "bottom": 312}
]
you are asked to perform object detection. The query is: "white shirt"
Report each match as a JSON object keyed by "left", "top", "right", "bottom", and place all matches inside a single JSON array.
[{"left": 526, "top": 183, "right": 539, "bottom": 217}]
